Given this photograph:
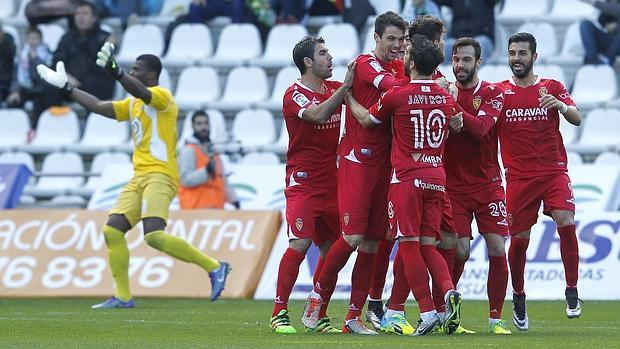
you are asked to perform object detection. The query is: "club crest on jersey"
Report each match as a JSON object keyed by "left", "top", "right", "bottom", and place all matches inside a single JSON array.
[
  {"left": 473, "top": 96, "right": 482, "bottom": 110},
  {"left": 295, "top": 218, "right": 303, "bottom": 231},
  {"left": 388, "top": 201, "right": 394, "bottom": 219},
  {"left": 343, "top": 213, "right": 350, "bottom": 226},
  {"left": 539, "top": 87, "right": 548, "bottom": 97},
  {"left": 292, "top": 92, "right": 310, "bottom": 107}
]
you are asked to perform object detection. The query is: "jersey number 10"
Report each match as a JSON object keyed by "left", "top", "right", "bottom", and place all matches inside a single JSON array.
[{"left": 410, "top": 109, "right": 447, "bottom": 149}]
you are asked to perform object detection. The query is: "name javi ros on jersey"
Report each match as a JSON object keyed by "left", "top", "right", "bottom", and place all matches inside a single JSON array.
[{"left": 408, "top": 93, "right": 449, "bottom": 105}]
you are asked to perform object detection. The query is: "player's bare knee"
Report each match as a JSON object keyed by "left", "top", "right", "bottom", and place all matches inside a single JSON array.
[
  {"left": 359, "top": 239, "right": 378, "bottom": 253},
  {"left": 419, "top": 236, "right": 436, "bottom": 245},
  {"left": 552, "top": 210, "right": 575, "bottom": 227},
  {"left": 289, "top": 238, "right": 312, "bottom": 254},
  {"left": 439, "top": 231, "right": 457, "bottom": 249},
  {"left": 142, "top": 217, "right": 166, "bottom": 235}
]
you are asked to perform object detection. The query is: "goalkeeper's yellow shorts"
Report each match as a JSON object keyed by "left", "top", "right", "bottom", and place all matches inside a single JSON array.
[{"left": 109, "top": 173, "right": 177, "bottom": 227}]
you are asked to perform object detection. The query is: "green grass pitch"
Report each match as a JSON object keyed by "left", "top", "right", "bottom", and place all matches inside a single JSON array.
[{"left": 1, "top": 299, "right": 618, "bottom": 348}]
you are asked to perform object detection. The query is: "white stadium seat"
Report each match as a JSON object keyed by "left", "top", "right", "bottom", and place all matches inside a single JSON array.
[
  {"left": 0, "top": 151, "right": 35, "bottom": 173},
  {"left": 0, "top": 109, "right": 30, "bottom": 151},
  {"left": 0, "top": 0, "right": 15, "bottom": 19},
  {"left": 174, "top": 66, "right": 220, "bottom": 110},
  {"left": 549, "top": 22, "right": 584, "bottom": 66},
  {"left": 68, "top": 113, "right": 130, "bottom": 154},
  {"left": 536, "top": 64, "right": 566, "bottom": 87},
  {"left": 177, "top": 109, "right": 228, "bottom": 148},
  {"left": 547, "top": 0, "right": 598, "bottom": 23},
  {"left": 27, "top": 151, "right": 84, "bottom": 197},
  {"left": 362, "top": 28, "right": 376, "bottom": 54},
  {"left": 594, "top": 151, "right": 620, "bottom": 165},
  {"left": 498, "top": 0, "right": 550, "bottom": 22},
  {"left": 328, "top": 65, "right": 347, "bottom": 83},
  {"left": 515, "top": 22, "right": 557, "bottom": 61},
  {"left": 258, "top": 66, "right": 299, "bottom": 111},
  {"left": 3, "top": 0, "right": 28, "bottom": 26},
  {"left": 560, "top": 116, "right": 579, "bottom": 145},
  {"left": 369, "top": 0, "right": 401, "bottom": 13},
  {"left": 241, "top": 151, "right": 281, "bottom": 166},
  {"left": 253, "top": 24, "right": 308, "bottom": 69},
  {"left": 117, "top": 24, "right": 164, "bottom": 65},
  {"left": 231, "top": 109, "right": 276, "bottom": 150},
  {"left": 74, "top": 152, "right": 131, "bottom": 196},
  {"left": 566, "top": 151, "right": 583, "bottom": 166},
  {"left": 489, "top": 24, "right": 508, "bottom": 64},
  {"left": 318, "top": 23, "right": 360, "bottom": 65},
  {"left": 573, "top": 108, "right": 620, "bottom": 153},
  {"left": 478, "top": 65, "right": 512, "bottom": 84},
  {"left": 163, "top": 23, "right": 213, "bottom": 67},
  {"left": 210, "top": 67, "right": 268, "bottom": 111},
  {"left": 207, "top": 24, "right": 262, "bottom": 68},
  {"left": 38, "top": 24, "right": 65, "bottom": 51},
  {"left": 264, "top": 121, "right": 288, "bottom": 154},
  {"left": 571, "top": 65, "right": 618, "bottom": 109},
  {"left": 145, "top": 0, "right": 192, "bottom": 25},
  {"left": 21, "top": 108, "right": 80, "bottom": 153}
]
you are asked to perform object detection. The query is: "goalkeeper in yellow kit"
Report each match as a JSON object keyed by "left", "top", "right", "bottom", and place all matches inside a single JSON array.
[{"left": 37, "top": 43, "right": 231, "bottom": 308}]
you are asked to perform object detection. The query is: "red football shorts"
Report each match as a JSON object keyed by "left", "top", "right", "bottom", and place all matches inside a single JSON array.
[
  {"left": 506, "top": 173, "right": 575, "bottom": 234},
  {"left": 285, "top": 184, "right": 340, "bottom": 246},
  {"left": 440, "top": 193, "right": 457, "bottom": 235},
  {"left": 388, "top": 178, "right": 445, "bottom": 239},
  {"left": 449, "top": 185, "right": 509, "bottom": 239},
  {"left": 338, "top": 159, "right": 390, "bottom": 240}
]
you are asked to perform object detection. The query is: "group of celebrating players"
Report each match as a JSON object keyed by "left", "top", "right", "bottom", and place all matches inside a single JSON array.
[{"left": 270, "top": 12, "right": 583, "bottom": 336}]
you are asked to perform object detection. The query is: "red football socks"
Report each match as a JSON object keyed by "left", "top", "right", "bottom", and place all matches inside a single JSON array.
[
  {"left": 508, "top": 237, "right": 529, "bottom": 294},
  {"left": 488, "top": 254, "right": 509, "bottom": 319},
  {"left": 315, "top": 237, "right": 355, "bottom": 296},
  {"left": 369, "top": 239, "right": 394, "bottom": 300},
  {"left": 273, "top": 248, "right": 306, "bottom": 316},
  {"left": 558, "top": 224, "right": 579, "bottom": 288},
  {"left": 398, "top": 241, "right": 435, "bottom": 313},
  {"left": 346, "top": 250, "right": 376, "bottom": 320},
  {"left": 421, "top": 244, "right": 454, "bottom": 295},
  {"left": 432, "top": 247, "right": 456, "bottom": 311},
  {"left": 387, "top": 250, "right": 409, "bottom": 311},
  {"left": 452, "top": 258, "right": 466, "bottom": 286}
]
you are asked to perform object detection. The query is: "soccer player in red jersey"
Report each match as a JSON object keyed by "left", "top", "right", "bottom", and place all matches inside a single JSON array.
[
  {"left": 269, "top": 36, "right": 355, "bottom": 334},
  {"left": 374, "top": 15, "right": 465, "bottom": 335},
  {"left": 497, "top": 33, "right": 582, "bottom": 331},
  {"left": 301, "top": 12, "right": 407, "bottom": 335},
  {"left": 444, "top": 37, "right": 511, "bottom": 335},
  {"left": 347, "top": 34, "right": 463, "bottom": 336}
]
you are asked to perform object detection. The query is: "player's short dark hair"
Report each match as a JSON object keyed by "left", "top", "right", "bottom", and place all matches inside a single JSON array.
[
  {"left": 136, "top": 54, "right": 162, "bottom": 79},
  {"left": 408, "top": 15, "right": 444, "bottom": 42},
  {"left": 374, "top": 11, "right": 407, "bottom": 37},
  {"left": 508, "top": 32, "right": 537, "bottom": 54},
  {"left": 293, "top": 36, "right": 325, "bottom": 75},
  {"left": 27, "top": 26, "right": 42, "bottom": 37},
  {"left": 408, "top": 34, "right": 444, "bottom": 76},
  {"left": 452, "top": 37, "right": 481, "bottom": 61},
  {"left": 75, "top": 0, "right": 98, "bottom": 17},
  {"left": 191, "top": 110, "right": 209, "bottom": 123}
]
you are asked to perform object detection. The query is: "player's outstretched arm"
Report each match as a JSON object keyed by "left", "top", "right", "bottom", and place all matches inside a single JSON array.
[
  {"left": 345, "top": 92, "right": 377, "bottom": 128},
  {"left": 539, "top": 94, "right": 582, "bottom": 126},
  {"left": 36, "top": 62, "right": 116, "bottom": 119},
  {"left": 302, "top": 61, "right": 356, "bottom": 124},
  {"left": 96, "top": 43, "right": 153, "bottom": 105}
]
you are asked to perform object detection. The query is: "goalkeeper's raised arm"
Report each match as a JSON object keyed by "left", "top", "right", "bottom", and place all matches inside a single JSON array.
[{"left": 36, "top": 43, "right": 161, "bottom": 120}]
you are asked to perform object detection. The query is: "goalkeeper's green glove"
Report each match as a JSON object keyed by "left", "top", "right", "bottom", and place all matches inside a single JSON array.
[
  {"left": 96, "top": 42, "right": 124, "bottom": 79},
  {"left": 36, "top": 61, "right": 74, "bottom": 95}
]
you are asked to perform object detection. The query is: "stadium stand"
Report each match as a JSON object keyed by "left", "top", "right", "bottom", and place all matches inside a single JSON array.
[
  {"left": 75, "top": 151, "right": 131, "bottom": 197},
  {"left": 0, "top": 109, "right": 30, "bottom": 152},
  {"left": 242, "top": 152, "right": 282, "bottom": 166},
  {"left": 567, "top": 152, "right": 583, "bottom": 166},
  {"left": 174, "top": 66, "right": 220, "bottom": 110},
  {"left": 162, "top": 23, "right": 213, "bottom": 68},
  {"left": 4, "top": 0, "right": 620, "bottom": 207},
  {"left": 594, "top": 151, "right": 620, "bottom": 165},
  {"left": 26, "top": 151, "right": 84, "bottom": 197},
  {"left": 207, "top": 24, "right": 262, "bottom": 68},
  {"left": 68, "top": 113, "right": 130, "bottom": 154}
]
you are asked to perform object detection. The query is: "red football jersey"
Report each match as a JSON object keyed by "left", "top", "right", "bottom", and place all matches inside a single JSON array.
[
  {"left": 339, "top": 53, "right": 405, "bottom": 168},
  {"left": 497, "top": 77, "right": 576, "bottom": 182},
  {"left": 282, "top": 80, "right": 343, "bottom": 188},
  {"left": 368, "top": 80, "right": 456, "bottom": 181},
  {"left": 445, "top": 80, "right": 505, "bottom": 193}
]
